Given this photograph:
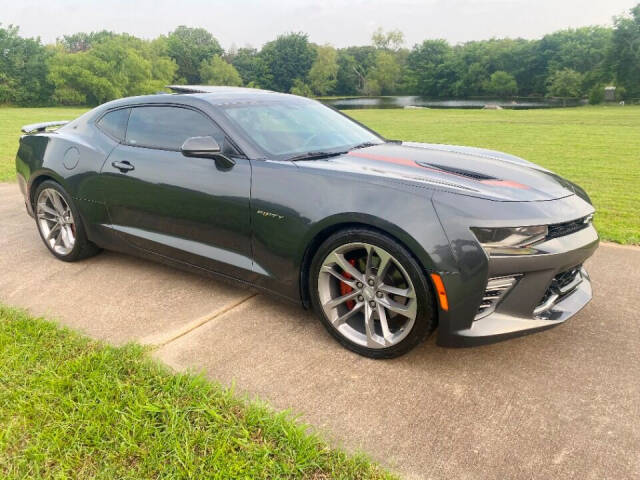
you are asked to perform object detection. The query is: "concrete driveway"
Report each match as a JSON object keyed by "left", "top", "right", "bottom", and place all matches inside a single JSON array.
[{"left": 1, "top": 182, "right": 639, "bottom": 479}]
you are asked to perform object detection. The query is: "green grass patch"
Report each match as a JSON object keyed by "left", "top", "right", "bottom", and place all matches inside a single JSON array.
[
  {"left": 348, "top": 106, "right": 640, "bottom": 245},
  {"left": 0, "top": 107, "right": 88, "bottom": 182},
  {"left": 1, "top": 106, "right": 638, "bottom": 243},
  {"left": 0, "top": 306, "right": 393, "bottom": 479}
]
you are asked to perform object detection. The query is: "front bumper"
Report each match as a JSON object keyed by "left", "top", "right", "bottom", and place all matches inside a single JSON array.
[
  {"left": 441, "top": 268, "right": 593, "bottom": 347},
  {"left": 432, "top": 192, "right": 599, "bottom": 347}
]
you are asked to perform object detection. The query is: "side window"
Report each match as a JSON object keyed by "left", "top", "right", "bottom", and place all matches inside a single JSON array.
[
  {"left": 125, "top": 106, "right": 225, "bottom": 151},
  {"left": 96, "top": 108, "right": 130, "bottom": 141}
]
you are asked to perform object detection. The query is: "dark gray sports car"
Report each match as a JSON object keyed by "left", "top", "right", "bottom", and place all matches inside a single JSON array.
[{"left": 15, "top": 86, "right": 599, "bottom": 358}]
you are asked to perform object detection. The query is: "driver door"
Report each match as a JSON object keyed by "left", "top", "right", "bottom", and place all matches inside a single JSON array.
[{"left": 100, "top": 105, "right": 253, "bottom": 280}]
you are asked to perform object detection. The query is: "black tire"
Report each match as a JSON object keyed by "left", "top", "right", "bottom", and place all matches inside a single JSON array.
[
  {"left": 33, "top": 180, "right": 101, "bottom": 262},
  {"left": 309, "top": 227, "right": 437, "bottom": 358}
]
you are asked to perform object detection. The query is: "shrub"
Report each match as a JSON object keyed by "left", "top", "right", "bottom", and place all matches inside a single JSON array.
[
  {"left": 289, "top": 78, "right": 313, "bottom": 97},
  {"left": 588, "top": 84, "right": 605, "bottom": 104}
]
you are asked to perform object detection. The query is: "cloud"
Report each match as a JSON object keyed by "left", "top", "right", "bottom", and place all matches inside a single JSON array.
[{"left": 3, "top": 0, "right": 637, "bottom": 48}]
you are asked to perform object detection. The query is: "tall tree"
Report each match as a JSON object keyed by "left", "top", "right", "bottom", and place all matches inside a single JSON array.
[
  {"left": 366, "top": 51, "right": 401, "bottom": 95},
  {"left": 336, "top": 46, "right": 377, "bottom": 94},
  {"left": 48, "top": 35, "right": 176, "bottom": 105},
  {"left": 166, "top": 26, "right": 223, "bottom": 84},
  {"left": 59, "top": 31, "right": 116, "bottom": 53},
  {"left": 199, "top": 55, "right": 242, "bottom": 86},
  {"left": 546, "top": 68, "right": 584, "bottom": 100},
  {"left": 260, "top": 33, "right": 317, "bottom": 92},
  {"left": 542, "top": 27, "right": 611, "bottom": 74},
  {"left": 4, "top": 1, "right": 640, "bottom": 104},
  {"left": 308, "top": 45, "right": 338, "bottom": 95},
  {"left": 230, "top": 48, "right": 271, "bottom": 88},
  {"left": 407, "top": 39, "right": 456, "bottom": 97},
  {"left": 484, "top": 71, "right": 518, "bottom": 97},
  {"left": 608, "top": 5, "right": 640, "bottom": 98},
  {"left": 335, "top": 51, "right": 361, "bottom": 95},
  {"left": 371, "top": 27, "right": 405, "bottom": 51},
  {"left": 0, "top": 25, "right": 51, "bottom": 105}
]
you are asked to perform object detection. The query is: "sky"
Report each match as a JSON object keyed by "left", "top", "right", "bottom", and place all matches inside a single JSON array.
[{"left": 2, "top": 0, "right": 638, "bottom": 48}]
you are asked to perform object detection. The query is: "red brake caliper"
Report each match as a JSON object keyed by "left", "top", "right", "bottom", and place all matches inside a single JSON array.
[{"left": 340, "top": 259, "right": 357, "bottom": 310}]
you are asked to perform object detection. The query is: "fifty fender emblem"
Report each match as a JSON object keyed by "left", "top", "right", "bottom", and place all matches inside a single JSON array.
[{"left": 257, "top": 209, "right": 284, "bottom": 220}]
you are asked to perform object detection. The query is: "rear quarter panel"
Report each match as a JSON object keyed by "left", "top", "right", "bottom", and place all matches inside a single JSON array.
[{"left": 15, "top": 123, "right": 117, "bottom": 235}]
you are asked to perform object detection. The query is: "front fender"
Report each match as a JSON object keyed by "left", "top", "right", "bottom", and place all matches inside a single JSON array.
[
  {"left": 250, "top": 159, "right": 459, "bottom": 302},
  {"left": 300, "top": 211, "right": 445, "bottom": 273}
]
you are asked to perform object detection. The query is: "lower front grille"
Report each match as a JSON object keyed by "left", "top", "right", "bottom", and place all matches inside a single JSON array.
[
  {"left": 475, "top": 275, "right": 519, "bottom": 320},
  {"left": 534, "top": 265, "right": 583, "bottom": 316}
]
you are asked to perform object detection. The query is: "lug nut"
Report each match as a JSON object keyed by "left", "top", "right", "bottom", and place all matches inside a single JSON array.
[
  {"left": 357, "top": 295, "right": 364, "bottom": 302},
  {"left": 376, "top": 291, "right": 383, "bottom": 298},
  {"left": 367, "top": 279, "right": 375, "bottom": 286},
  {"left": 356, "top": 282, "right": 363, "bottom": 289},
  {"left": 369, "top": 300, "right": 376, "bottom": 308}
]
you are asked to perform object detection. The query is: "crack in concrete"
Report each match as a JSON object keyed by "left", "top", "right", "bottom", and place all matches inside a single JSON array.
[{"left": 146, "top": 293, "right": 259, "bottom": 348}]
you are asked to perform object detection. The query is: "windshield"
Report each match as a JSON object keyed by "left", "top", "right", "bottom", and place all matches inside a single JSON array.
[{"left": 219, "top": 100, "right": 383, "bottom": 159}]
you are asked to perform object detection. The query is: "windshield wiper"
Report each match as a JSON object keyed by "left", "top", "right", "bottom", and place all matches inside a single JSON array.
[
  {"left": 287, "top": 151, "right": 347, "bottom": 162},
  {"left": 286, "top": 142, "right": 381, "bottom": 161}
]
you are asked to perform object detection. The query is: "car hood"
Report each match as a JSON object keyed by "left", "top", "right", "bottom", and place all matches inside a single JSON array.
[{"left": 296, "top": 142, "right": 579, "bottom": 202}]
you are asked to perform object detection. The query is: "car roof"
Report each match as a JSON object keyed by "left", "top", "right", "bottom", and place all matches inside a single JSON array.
[{"left": 93, "top": 86, "right": 308, "bottom": 113}]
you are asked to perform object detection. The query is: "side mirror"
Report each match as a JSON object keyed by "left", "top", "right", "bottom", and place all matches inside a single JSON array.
[
  {"left": 181, "top": 136, "right": 221, "bottom": 157},
  {"left": 181, "top": 136, "right": 235, "bottom": 168}
]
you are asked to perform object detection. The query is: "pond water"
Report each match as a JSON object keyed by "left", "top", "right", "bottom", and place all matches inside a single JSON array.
[{"left": 321, "top": 96, "right": 584, "bottom": 110}]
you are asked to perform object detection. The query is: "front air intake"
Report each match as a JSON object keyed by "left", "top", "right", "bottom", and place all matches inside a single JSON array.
[
  {"left": 534, "top": 265, "right": 583, "bottom": 317},
  {"left": 475, "top": 276, "right": 519, "bottom": 320}
]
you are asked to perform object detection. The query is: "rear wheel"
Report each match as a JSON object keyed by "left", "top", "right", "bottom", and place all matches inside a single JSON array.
[
  {"left": 309, "top": 228, "right": 436, "bottom": 358},
  {"left": 34, "top": 180, "right": 100, "bottom": 262}
]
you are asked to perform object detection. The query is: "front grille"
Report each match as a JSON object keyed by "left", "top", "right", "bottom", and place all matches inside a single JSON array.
[
  {"left": 547, "top": 215, "right": 592, "bottom": 240},
  {"left": 535, "top": 265, "right": 583, "bottom": 316},
  {"left": 475, "top": 276, "right": 519, "bottom": 320}
]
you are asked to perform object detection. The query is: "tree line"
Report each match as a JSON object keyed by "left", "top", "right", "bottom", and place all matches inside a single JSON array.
[{"left": 1, "top": 3, "right": 639, "bottom": 106}]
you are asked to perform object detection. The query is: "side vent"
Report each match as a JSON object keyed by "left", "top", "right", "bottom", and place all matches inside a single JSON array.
[{"left": 475, "top": 275, "right": 519, "bottom": 320}]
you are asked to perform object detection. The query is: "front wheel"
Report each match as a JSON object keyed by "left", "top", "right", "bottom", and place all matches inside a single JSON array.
[{"left": 309, "top": 228, "right": 436, "bottom": 358}]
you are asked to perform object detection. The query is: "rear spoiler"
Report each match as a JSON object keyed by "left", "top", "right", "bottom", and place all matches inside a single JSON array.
[
  {"left": 166, "top": 84, "right": 273, "bottom": 94},
  {"left": 21, "top": 121, "right": 70, "bottom": 134}
]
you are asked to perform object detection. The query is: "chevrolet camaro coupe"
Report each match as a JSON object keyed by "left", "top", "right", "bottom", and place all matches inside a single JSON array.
[{"left": 16, "top": 86, "right": 599, "bottom": 358}]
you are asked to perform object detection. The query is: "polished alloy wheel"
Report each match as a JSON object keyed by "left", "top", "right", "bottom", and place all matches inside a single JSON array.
[
  {"left": 36, "top": 188, "right": 76, "bottom": 255},
  {"left": 317, "top": 242, "right": 417, "bottom": 349}
]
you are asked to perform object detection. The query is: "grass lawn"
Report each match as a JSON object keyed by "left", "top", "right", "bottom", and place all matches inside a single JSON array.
[
  {"left": 0, "top": 306, "right": 392, "bottom": 479},
  {"left": 1, "top": 105, "right": 638, "bottom": 243},
  {"left": 0, "top": 107, "right": 88, "bottom": 182},
  {"left": 348, "top": 106, "right": 640, "bottom": 245}
]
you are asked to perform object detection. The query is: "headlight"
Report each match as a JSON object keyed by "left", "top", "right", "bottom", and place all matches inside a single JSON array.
[{"left": 471, "top": 225, "right": 548, "bottom": 253}]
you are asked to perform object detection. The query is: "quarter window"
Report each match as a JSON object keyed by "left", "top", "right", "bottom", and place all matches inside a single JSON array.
[
  {"left": 125, "top": 106, "right": 224, "bottom": 151},
  {"left": 97, "top": 108, "right": 130, "bottom": 141}
]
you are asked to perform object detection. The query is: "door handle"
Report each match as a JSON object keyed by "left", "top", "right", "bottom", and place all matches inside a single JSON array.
[{"left": 112, "top": 160, "right": 135, "bottom": 173}]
